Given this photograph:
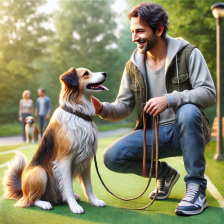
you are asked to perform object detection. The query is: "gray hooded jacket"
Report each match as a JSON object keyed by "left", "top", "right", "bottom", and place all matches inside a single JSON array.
[{"left": 99, "top": 35, "right": 216, "bottom": 124}]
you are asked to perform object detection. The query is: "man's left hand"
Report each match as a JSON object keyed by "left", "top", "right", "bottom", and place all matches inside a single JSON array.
[{"left": 144, "top": 96, "right": 168, "bottom": 117}]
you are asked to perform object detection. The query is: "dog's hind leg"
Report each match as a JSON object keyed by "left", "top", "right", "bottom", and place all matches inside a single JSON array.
[
  {"left": 16, "top": 166, "right": 51, "bottom": 209},
  {"left": 34, "top": 199, "right": 52, "bottom": 210},
  {"left": 79, "top": 163, "right": 105, "bottom": 207},
  {"left": 60, "top": 158, "right": 84, "bottom": 214}
]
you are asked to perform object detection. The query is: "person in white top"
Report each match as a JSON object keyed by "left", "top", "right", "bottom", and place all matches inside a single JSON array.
[{"left": 19, "top": 90, "right": 33, "bottom": 141}]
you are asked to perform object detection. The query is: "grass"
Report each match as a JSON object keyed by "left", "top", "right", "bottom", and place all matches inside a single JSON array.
[
  {"left": 0, "top": 132, "right": 224, "bottom": 224},
  {"left": 0, "top": 122, "right": 135, "bottom": 137},
  {"left": 0, "top": 123, "right": 22, "bottom": 136}
]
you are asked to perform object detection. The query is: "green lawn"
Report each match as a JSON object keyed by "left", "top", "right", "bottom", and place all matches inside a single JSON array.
[
  {"left": 0, "top": 133, "right": 223, "bottom": 224},
  {"left": 0, "top": 122, "right": 135, "bottom": 137}
]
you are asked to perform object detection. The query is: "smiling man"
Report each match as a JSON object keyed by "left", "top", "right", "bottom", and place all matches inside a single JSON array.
[{"left": 92, "top": 2, "right": 216, "bottom": 216}]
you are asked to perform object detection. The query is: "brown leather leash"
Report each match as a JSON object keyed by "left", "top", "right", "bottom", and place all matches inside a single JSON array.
[{"left": 94, "top": 111, "right": 159, "bottom": 210}]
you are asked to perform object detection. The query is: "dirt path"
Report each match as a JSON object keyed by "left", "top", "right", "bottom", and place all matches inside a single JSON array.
[{"left": 0, "top": 128, "right": 132, "bottom": 146}]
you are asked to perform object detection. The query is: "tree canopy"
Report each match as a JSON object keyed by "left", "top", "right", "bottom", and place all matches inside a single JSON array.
[{"left": 0, "top": 0, "right": 221, "bottom": 125}]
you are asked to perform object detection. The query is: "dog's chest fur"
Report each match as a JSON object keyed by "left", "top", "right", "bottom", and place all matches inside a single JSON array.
[
  {"left": 55, "top": 107, "right": 98, "bottom": 170},
  {"left": 26, "top": 125, "right": 34, "bottom": 135}
]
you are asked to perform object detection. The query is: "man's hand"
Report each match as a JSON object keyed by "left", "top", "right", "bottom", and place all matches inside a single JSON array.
[
  {"left": 92, "top": 96, "right": 102, "bottom": 115},
  {"left": 144, "top": 96, "right": 168, "bottom": 117},
  {"left": 46, "top": 114, "right": 50, "bottom": 120},
  {"left": 34, "top": 109, "right": 37, "bottom": 118}
]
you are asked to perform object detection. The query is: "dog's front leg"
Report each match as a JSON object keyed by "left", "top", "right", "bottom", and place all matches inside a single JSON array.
[
  {"left": 31, "top": 132, "right": 35, "bottom": 143},
  {"left": 80, "top": 162, "right": 105, "bottom": 207},
  {"left": 60, "top": 158, "right": 84, "bottom": 214}
]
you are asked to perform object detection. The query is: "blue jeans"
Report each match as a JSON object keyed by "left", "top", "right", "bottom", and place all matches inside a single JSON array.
[
  {"left": 38, "top": 115, "right": 49, "bottom": 137},
  {"left": 103, "top": 104, "right": 207, "bottom": 189}
]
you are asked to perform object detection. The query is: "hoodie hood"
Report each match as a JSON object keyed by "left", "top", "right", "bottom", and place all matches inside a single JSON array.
[{"left": 130, "top": 35, "right": 190, "bottom": 78}]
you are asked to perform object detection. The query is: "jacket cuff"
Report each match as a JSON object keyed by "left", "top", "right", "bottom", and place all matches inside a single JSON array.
[
  {"left": 164, "top": 92, "right": 179, "bottom": 108},
  {"left": 98, "top": 102, "right": 109, "bottom": 118}
]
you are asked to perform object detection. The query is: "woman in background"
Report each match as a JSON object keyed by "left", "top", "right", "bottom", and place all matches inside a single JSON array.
[{"left": 19, "top": 90, "right": 33, "bottom": 141}]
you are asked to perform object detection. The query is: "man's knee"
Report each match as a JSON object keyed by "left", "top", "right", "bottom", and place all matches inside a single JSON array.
[
  {"left": 175, "top": 104, "right": 202, "bottom": 126},
  {"left": 103, "top": 147, "right": 119, "bottom": 172}
]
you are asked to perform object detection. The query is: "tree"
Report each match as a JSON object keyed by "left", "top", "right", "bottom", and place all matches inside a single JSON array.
[
  {"left": 37, "top": 0, "right": 122, "bottom": 124},
  {"left": 121, "top": 0, "right": 221, "bottom": 123},
  {"left": 0, "top": 0, "right": 51, "bottom": 123}
]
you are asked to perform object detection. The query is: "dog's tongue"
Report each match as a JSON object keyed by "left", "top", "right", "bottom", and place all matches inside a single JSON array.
[{"left": 96, "top": 85, "right": 109, "bottom": 91}]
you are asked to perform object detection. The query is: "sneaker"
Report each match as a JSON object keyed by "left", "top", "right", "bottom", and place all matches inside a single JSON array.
[
  {"left": 149, "top": 167, "right": 180, "bottom": 200},
  {"left": 175, "top": 183, "right": 207, "bottom": 216}
]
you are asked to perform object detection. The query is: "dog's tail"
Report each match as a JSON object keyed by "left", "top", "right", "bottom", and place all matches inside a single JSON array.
[{"left": 3, "top": 151, "right": 27, "bottom": 200}]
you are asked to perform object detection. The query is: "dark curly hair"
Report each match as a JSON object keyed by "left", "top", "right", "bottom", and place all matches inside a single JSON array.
[{"left": 128, "top": 2, "right": 169, "bottom": 41}]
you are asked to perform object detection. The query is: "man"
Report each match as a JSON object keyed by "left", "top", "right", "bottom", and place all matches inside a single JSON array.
[
  {"left": 92, "top": 2, "right": 216, "bottom": 216},
  {"left": 35, "top": 88, "right": 51, "bottom": 137}
]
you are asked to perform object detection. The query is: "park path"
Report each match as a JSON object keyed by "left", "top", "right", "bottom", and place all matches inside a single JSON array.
[{"left": 0, "top": 128, "right": 132, "bottom": 146}]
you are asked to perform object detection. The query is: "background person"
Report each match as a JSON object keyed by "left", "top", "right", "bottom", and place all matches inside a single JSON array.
[
  {"left": 34, "top": 88, "right": 51, "bottom": 137},
  {"left": 19, "top": 90, "right": 33, "bottom": 142},
  {"left": 92, "top": 2, "right": 216, "bottom": 216}
]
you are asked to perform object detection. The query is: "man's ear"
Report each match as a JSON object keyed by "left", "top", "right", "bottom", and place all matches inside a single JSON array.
[
  {"left": 60, "top": 67, "right": 79, "bottom": 87},
  {"left": 156, "top": 24, "right": 164, "bottom": 37}
]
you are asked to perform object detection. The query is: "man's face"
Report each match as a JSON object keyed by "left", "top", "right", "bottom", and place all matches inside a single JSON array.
[
  {"left": 130, "top": 17, "right": 158, "bottom": 54},
  {"left": 38, "top": 90, "right": 44, "bottom": 97}
]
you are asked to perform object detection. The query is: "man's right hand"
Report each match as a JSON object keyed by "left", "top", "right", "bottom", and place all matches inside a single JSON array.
[{"left": 92, "top": 96, "right": 102, "bottom": 115}]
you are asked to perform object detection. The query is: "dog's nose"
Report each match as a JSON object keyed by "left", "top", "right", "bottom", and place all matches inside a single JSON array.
[{"left": 102, "top": 72, "right": 107, "bottom": 77}]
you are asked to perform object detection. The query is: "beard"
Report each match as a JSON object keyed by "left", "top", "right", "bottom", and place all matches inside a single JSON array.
[{"left": 136, "top": 34, "right": 158, "bottom": 54}]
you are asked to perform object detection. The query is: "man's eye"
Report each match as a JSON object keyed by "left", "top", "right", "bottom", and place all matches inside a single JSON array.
[{"left": 83, "top": 71, "right": 89, "bottom": 76}]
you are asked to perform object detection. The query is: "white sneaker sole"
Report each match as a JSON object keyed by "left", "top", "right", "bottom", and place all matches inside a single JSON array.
[{"left": 175, "top": 202, "right": 208, "bottom": 216}]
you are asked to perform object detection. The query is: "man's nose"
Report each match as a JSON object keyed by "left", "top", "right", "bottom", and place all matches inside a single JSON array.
[{"left": 132, "top": 33, "right": 139, "bottom": 43}]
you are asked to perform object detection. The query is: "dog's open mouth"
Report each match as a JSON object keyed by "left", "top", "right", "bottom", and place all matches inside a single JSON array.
[{"left": 87, "top": 80, "right": 109, "bottom": 91}]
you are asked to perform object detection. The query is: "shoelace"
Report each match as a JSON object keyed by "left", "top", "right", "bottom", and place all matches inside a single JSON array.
[
  {"left": 182, "top": 187, "right": 198, "bottom": 202},
  {"left": 156, "top": 178, "right": 165, "bottom": 191}
]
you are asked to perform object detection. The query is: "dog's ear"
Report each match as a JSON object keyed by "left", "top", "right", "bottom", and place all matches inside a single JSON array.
[
  {"left": 25, "top": 117, "right": 28, "bottom": 122},
  {"left": 31, "top": 117, "right": 35, "bottom": 123},
  {"left": 60, "top": 67, "right": 78, "bottom": 87}
]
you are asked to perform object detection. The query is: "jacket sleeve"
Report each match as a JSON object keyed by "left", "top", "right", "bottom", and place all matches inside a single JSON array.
[
  {"left": 47, "top": 97, "right": 51, "bottom": 113},
  {"left": 35, "top": 98, "right": 39, "bottom": 111},
  {"left": 98, "top": 68, "right": 136, "bottom": 122},
  {"left": 165, "top": 48, "right": 216, "bottom": 109}
]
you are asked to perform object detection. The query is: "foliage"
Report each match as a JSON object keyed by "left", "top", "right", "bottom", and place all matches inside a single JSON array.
[
  {"left": 126, "top": 0, "right": 222, "bottom": 123},
  {"left": 0, "top": 0, "right": 52, "bottom": 123},
  {"left": 0, "top": 0, "right": 222, "bottom": 126}
]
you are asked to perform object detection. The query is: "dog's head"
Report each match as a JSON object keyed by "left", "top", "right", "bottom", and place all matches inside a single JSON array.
[
  {"left": 25, "top": 116, "right": 35, "bottom": 124},
  {"left": 59, "top": 67, "right": 108, "bottom": 104}
]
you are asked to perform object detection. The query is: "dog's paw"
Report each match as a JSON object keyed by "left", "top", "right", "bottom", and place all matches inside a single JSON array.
[
  {"left": 25, "top": 141, "right": 29, "bottom": 144},
  {"left": 34, "top": 199, "right": 53, "bottom": 210},
  {"left": 31, "top": 140, "right": 34, "bottom": 144},
  {"left": 91, "top": 199, "right": 106, "bottom": 207},
  {"left": 70, "top": 204, "right": 84, "bottom": 214},
  {"left": 74, "top": 193, "right": 81, "bottom": 201}
]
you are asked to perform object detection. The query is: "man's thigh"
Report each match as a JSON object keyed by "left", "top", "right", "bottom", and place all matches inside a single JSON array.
[{"left": 103, "top": 125, "right": 180, "bottom": 162}]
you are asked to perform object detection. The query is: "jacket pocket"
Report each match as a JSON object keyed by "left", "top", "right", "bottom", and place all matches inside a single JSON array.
[
  {"left": 131, "top": 83, "right": 140, "bottom": 92},
  {"left": 171, "top": 72, "right": 189, "bottom": 84}
]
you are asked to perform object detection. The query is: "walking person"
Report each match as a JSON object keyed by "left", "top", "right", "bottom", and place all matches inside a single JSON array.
[
  {"left": 34, "top": 88, "right": 51, "bottom": 137},
  {"left": 92, "top": 2, "right": 216, "bottom": 216},
  {"left": 19, "top": 90, "right": 33, "bottom": 142}
]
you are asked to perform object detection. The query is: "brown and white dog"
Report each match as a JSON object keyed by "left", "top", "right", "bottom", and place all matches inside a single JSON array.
[
  {"left": 25, "top": 116, "right": 39, "bottom": 143},
  {"left": 3, "top": 67, "right": 108, "bottom": 214}
]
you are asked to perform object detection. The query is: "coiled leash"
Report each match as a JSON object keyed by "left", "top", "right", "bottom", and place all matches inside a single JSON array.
[{"left": 94, "top": 111, "right": 160, "bottom": 210}]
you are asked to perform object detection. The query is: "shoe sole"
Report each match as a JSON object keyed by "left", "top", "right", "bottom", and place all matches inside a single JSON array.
[
  {"left": 149, "top": 171, "right": 180, "bottom": 200},
  {"left": 175, "top": 202, "right": 208, "bottom": 216}
]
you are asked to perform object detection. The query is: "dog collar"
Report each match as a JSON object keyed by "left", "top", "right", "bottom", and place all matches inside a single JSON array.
[{"left": 60, "top": 105, "right": 94, "bottom": 122}]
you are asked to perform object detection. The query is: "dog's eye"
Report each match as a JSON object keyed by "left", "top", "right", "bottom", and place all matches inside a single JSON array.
[{"left": 83, "top": 71, "right": 89, "bottom": 76}]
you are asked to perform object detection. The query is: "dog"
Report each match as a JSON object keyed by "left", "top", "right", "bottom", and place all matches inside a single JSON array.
[
  {"left": 3, "top": 67, "right": 108, "bottom": 214},
  {"left": 25, "top": 116, "right": 39, "bottom": 143}
]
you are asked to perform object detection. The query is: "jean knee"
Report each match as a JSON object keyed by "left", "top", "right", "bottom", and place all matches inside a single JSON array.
[
  {"left": 102, "top": 147, "right": 120, "bottom": 172},
  {"left": 176, "top": 104, "right": 202, "bottom": 126}
]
